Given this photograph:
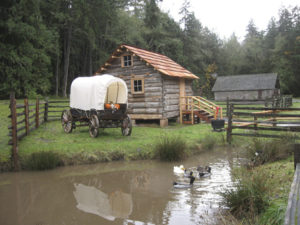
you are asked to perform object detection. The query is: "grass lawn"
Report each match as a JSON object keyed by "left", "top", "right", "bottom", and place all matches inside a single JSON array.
[{"left": 0, "top": 98, "right": 226, "bottom": 169}]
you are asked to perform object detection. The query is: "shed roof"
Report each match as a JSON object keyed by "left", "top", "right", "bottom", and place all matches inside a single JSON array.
[
  {"left": 95, "top": 44, "right": 198, "bottom": 79},
  {"left": 212, "top": 73, "right": 278, "bottom": 92}
]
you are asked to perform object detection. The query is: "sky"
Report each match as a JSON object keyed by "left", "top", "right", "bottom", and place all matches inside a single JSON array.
[{"left": 159, "top": 0, "right": 299, "bottom": 41}]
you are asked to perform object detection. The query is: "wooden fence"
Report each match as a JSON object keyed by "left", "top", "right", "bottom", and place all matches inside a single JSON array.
[
  {"left": 226, "top": 104, "right": 300, "bottom": 144},
  {"left": 284, "top": 144, "right": 300, "bottom": 225},
  {"left": 215, "top": 95, "right": 293, "bottom": 119},
  {"left": 8, "top": 93, "right": 69, "bottom": 170}
]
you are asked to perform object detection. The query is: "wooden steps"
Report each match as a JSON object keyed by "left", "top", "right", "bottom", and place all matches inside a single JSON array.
[{"left": 180, "top": 96, "right": 222, "bottom": 125}]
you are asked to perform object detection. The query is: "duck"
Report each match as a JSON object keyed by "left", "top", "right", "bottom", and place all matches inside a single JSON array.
[
  {"left": 173, "top": 165, "right": 185, "bottom": 174},
  {"left": 173, "top": 175, "right": 195, "bottom": 189},
  {"left": 183, "top": 170, "right": 194, "bottom": 178},
  {"left": 198, "top": 166, "right": 212, "bottom": 178}
]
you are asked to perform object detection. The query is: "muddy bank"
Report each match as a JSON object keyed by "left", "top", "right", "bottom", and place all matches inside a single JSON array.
[{"left": 1, "top": 143, "right": 213, "bottom": 172}]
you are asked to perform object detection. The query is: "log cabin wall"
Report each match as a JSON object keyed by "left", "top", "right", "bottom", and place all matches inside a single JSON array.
[
  {"left": 103, "top": 53, "right": 164, "bottom": 120},
  {"left": 101, "top": 48, "right": 196, "bottom": 124},
  {"left": 162, "top": 75, "right": 180, "bottom": 119},
  {"left": 185, "top": 79, "right": 193, "bottom": 96}
]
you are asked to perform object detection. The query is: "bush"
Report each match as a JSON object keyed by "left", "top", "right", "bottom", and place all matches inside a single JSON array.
[
  {"left": 154, "top": 134, "right": 186, "bottom": 161},
  {"left": 200, "top": 133, "right": 226, "bottom": 151},
  {"left": 25, "top": 151, "right": 62, "bottom": 170},
  {"left": 221, "top": 169, "right": 269, "bottom": 219},
  {"left": 245, "top": 134, "right": 296, "bottom": 167}
]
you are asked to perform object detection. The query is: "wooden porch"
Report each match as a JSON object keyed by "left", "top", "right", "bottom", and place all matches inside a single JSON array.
[{"left": 179, "top": 96, "right": 223, "bottom": 125}]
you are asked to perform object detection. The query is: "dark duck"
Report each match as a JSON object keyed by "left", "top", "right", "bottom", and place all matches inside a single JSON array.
[
  {"left": 197, "top": 166, "right": 211, "bottom": 178},
  {"left": 173, "top": 173, "right": 195, "bottom": 189}
]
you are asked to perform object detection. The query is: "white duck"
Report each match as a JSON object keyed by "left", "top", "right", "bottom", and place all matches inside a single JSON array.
[{"left": 173, "top": 165, "right": 185, "bottom": 174}]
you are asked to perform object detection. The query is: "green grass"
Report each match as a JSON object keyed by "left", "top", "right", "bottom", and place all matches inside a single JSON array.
[
  {"left": 0, "top": 97, "right": 226, "bottom": 169},
  {"left": 154, "top": 134, "right": 187, "bottom": 161},
  {"left": 220, "top": 156, "right": 294, "bottom": 224},
  {"left": 0, "top": 100, "right": 13, "bottom": 164},
  {"left": 18, "top": 121, "right": 217, "bottom": 164}
]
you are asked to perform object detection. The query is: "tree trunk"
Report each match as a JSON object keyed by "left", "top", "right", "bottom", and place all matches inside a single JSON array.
[
  {"left": 55, "top": 48, "right": 60, "bottom": 96},
  {"left": 63, "top": 24, "right": 72, "bottom": 97},
  {"left": 88, "top": 44, "right": 92, "bottom": 76}
]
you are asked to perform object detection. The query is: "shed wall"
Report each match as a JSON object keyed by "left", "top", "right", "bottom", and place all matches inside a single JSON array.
[{"left": 214, "top": 89, "right": 277, "bottom": 101}]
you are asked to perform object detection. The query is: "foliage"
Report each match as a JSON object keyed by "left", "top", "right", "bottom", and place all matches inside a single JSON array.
[
  {"left": 245, "top": 135, "right": 296, "bottom": 166},
  {"left": 25, "top": 151, "right": 62, "bottom": 170},
  {"left": 220, "top": 158, "right": 294, "bottom": 224},
  {"left": 221, "top": 169, "right": 270, "bottom": 219},
  {"left": 154, "top": 134, "right": 187, "bottom": 161},
  {"left": 1, "top": 0, "right": 299, "bottom": 98}
]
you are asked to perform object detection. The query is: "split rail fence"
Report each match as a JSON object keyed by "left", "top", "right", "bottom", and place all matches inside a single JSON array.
[
  {"left": 8, "top": 93, "right": 69, "bottom": 170},
  {"left": 226, "top": 104, "right": 300, "bottom": 144}
]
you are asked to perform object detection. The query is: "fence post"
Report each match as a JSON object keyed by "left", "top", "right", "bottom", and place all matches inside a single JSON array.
[
  {"left": 9, "top": 92, "right": 20, "bottom": 171},
  {"left": 226, "top": 97, "right": 229, "bottom": 117},
  {"left": 24, "top": 98, "right": 29, "bottom": 135},
  {"left": 294, "top": 144, "right": 300, "bottom": 170},
  {"left": 35, "top": 98, "right": 39, "bottom": 128},
  {"left": 272, "top": 109, "right": 276, "bottom": 127},
  {"left": 44, "top": 97, "right": 48, "bottom": 122},
  {"left": 227, "top": 104, "right": 233, "bottom": 144},
  {"left": 254, "top": 115, "right": 257, "bottom": 130}
]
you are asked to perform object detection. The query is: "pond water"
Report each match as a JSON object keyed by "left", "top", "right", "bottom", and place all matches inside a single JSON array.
[{"left": 0, "top": 148, "right": 237, "bottom": 225}]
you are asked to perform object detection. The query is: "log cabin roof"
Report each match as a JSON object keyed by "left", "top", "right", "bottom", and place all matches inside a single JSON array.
[
  {"left": 95, "top": 44, "right": 198, "bottom": 79},
  {"left": 212, "top": 73, "right": 279, "bottom": 92}
]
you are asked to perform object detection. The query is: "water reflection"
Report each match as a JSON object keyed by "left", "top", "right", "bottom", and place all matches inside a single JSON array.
[
  {"left": 73, "top": 183, "right": 132, "bottom": 221},
  {"left": 0, "top": 147, "right": 237, "bottom": 225}
]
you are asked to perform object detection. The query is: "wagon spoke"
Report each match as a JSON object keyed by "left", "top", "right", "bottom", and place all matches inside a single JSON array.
[
  {"left": 89, "top": 115, "right": 99, "bottom": 138},
  {"left": 61, "top": 110, "right": 73, "bottom": 133},
  {"left": 121, "top": 115, "right": 132, "bottom": 136}
]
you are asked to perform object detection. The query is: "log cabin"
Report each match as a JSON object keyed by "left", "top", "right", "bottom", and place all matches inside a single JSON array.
[{"left": 95, "top": 44, "right": 201, "bottom": 127}]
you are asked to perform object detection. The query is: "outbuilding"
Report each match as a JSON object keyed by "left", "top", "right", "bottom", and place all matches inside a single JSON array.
[
  {"left": 95, "top": 44, "right": 199, "bottom": 127},
  {"left": 212, "top": 73, "right": 280, "bottom": 101}
]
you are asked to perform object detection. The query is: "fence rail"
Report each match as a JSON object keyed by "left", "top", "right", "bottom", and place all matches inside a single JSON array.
[
  {"left": 8, "top": 93, "right": 69, "bottom": 170},
  {"left": 226, "top": 103, "right": 300, "bottom": 144}
]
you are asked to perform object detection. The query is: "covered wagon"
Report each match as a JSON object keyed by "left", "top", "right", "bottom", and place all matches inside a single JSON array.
[{"left": 61, "top": 74, "right": 132, "bottom": 137}]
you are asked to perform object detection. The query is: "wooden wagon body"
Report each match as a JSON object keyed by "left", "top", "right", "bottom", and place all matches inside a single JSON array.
[{"left": 61, "top": 74, "right": 132, "bottom": 137}]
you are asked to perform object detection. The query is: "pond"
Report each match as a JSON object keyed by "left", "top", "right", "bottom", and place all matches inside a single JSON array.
[{"left": 0, "top": 148, "right": 237, "bottom": 225}]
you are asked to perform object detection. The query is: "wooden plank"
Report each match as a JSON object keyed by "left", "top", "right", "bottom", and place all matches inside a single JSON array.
[
  {"left": 48, "top": 100, "right": 69, "bottom": 104},
  {"left": 9, "top": 92, "right": 19, "bottom": 171},
  {"left": 35, "top": 98, "right": 39, "bottom": 128},
  {"left": 129, "top": 114, "right": 162, "bottom": 119},
  {"left": 48, "top": 105, "right": 69, "bottom": 108},
  {"left": 231, "top": 132, "right": 300, "bottom": 139},
  {"left": 233, "top": 119, "right": 300, "bottom": 125},
  {"left": 29, "top": 113, "right": 35, "bottom": 120},
  {"left": 284, "top": 163, "right": 300, "bottom": 225},
  {"left": 47, "top": 110, "right": 63, "bottom": 113},
  {"left": 234, "top": 112, "right": 300, "bottom": 117},
  {"left": 24, "top": 99, "right": 29, "bottom": 135},
  {"left": 234, "top": 106, "right": 300, "bottom": 111},
  {"left": 232, "top": 126, "right": 300, "bottom": 132},
  {"left": 132, "top": 108, "right": 162, "bottom": 114},
  {"left": 129, "top": 102, "right": 162, "bottom": 108}
]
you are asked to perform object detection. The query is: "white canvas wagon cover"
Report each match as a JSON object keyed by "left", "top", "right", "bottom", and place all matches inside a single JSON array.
[{"left": 70, "top": 74, "right": 128, "bottom": 110}]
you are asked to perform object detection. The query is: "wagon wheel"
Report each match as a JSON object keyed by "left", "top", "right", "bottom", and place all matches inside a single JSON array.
[
  {"left": 89, "top": 115, "right": 99, "bottom": 138},
  {"left": 61, "top": 109, "right": 73, "bottom": 133},
  {"left": 121, "top": 115, "right": 132, "bottom": 136}
]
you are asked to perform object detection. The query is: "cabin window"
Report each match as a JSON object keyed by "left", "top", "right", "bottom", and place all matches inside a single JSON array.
[
  {"left": 122, "top": 55, "right": 133, "bottom": 67},
  {"left": 131, "top": 78, "right": 144, "bottom": 94}
]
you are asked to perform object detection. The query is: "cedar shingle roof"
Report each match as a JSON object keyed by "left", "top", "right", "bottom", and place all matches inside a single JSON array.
[
  {"left": 212, "top": 73, "right": 279, "bottom": 92},
  {"left": 96, "top": 44, "right": 198, "bottom": 79}
]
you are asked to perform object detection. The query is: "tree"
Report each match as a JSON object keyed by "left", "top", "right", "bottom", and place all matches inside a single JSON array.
[{"left": 0, "top": 0, "right": 53, "bottom": 98}]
